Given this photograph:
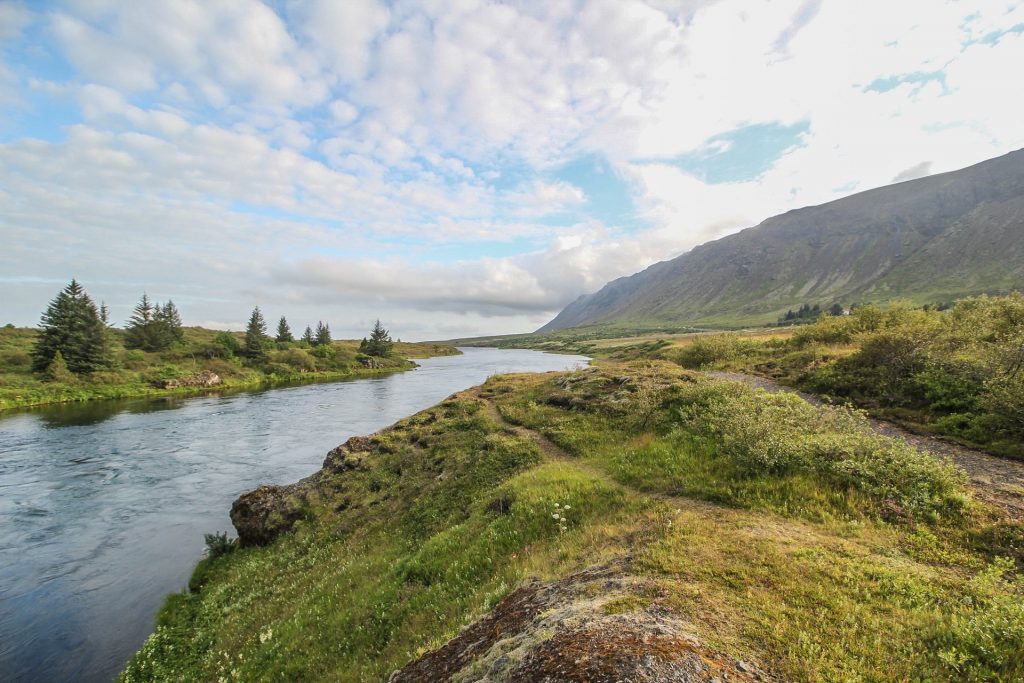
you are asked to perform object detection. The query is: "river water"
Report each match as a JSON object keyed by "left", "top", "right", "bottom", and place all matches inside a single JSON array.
[{"left": 0, "top": 348, "right": 588, "bottom": 683}]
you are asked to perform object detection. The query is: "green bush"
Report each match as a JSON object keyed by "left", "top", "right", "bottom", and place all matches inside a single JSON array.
[
  {"left": 275, "top": 348, "right": 316, "bottom": 372},
  {"left": 213, "top": 332, "right": 242, "bottom": 358},
  {"left": 672, "top": 333, "right": 753, "bottom": 369},
  {"left": 673, "top": 379, "right": 967, "bottom": 518},
  {"left": 310, "top": 344, "right": 336, "bottom": 360},
  {"left": 203, "top": 532, "right": 235, "bottom": 559}
]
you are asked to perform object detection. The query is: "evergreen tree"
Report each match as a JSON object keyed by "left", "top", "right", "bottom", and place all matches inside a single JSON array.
[
  {"left": 44, "top": 350, "right": 75, "bottom": 383},
  {"left": 245, "top": 307, "right": 269, "bottom": 359},
  {"left": 125, "top": 295, "right": 182, "bottom": 350},
  {"left": 159, "top": 301, "right": 185, "bottom": 344},
  {"left": 31, "top": 280, "right": 112, "bottom": 374},
  {"left": 314, "top": 320, "right": 331, "bottom": 347},
  {"left": 359, "top": 319, "right": 393, "bottom": 357},
  {"left": 828, "top": 303, "right": 844, "bottom": 316},
  {"left": 100, "top": 302, "right": 110, "bottom": 326},
  {"left": 301, "top": 325, "right": 314, "bottom": 345},
  {"left": 124, "top": 293, "right": 156, "bottom": 350},
  {"left": 276, "top": 316, "right": 294, "bottom": 343}
]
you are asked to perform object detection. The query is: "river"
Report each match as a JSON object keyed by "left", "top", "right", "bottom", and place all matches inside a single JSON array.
[{"left": 0, "top": 347, "right": 589, "bottom": 682}]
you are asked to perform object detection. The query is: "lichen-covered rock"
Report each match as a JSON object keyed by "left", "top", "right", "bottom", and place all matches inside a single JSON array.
[
  {"left": 390, "top": 564, "right": 773, "bottom": 683},
  {"left": 229, "top": 482, "right": 307, "bottom": 547}
]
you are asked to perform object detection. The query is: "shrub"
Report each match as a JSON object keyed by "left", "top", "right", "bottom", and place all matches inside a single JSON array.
[
  {"left": 214, "top": 332, "right": 242, "bottom": 358},
  {"left": 203, "top": 532, "right": 235, "bottom": 559},
  {"left": 310, "top": 344, "right": 336, "bottom": 360},
  {"left": 672, "top": 333, "right": 752, "bottom": 369},
  {"left": 276, "top": 348, "right": 316, "bottom": 372},
  {"left": 673, "top": 378, "right": 967, "bottom": 518}
]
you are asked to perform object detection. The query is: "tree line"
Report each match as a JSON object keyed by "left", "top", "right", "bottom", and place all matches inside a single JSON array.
[{"left": 30, "top": 280, "right": 395, "bottom": 378}]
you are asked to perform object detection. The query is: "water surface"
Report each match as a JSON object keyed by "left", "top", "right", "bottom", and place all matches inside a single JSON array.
[{"left": 0, "top": 348, "right": 588, "bottom": 682}]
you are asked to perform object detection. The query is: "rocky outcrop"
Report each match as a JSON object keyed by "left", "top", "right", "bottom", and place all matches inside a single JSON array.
[
  {"left": 390, "top": 564, "right": 773, "bottom": 683},
  {"left": 229, "top": 482, "right": 308, "bottom": 547},
  {"left": 230, "top": 433, "right": 377, "bottom": 546},
  {"left": 153, "top": 371, "right": 222, "bottom": 389}
]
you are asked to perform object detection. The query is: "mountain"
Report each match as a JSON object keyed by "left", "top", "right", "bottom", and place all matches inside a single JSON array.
[{"left": 540, "top": 149, "right": 1024, "bottom": 331}]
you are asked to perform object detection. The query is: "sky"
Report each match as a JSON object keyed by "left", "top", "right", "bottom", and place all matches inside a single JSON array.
[{"left": 1, "top": 0, "right": 1023, "bottom": 339}]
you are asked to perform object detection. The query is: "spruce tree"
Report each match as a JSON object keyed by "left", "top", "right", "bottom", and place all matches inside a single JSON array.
[
  {"left": 124, "top": 293, "right": 156, "bottom": 350},
  {"left": 44, "top": 350, "right": 75, "bottom": 383},
  {"left": 244, "top": 307, "right": 269, "bottom": 359},
  {"left": 31, "top": 280, "right": 112, "bottom": 374},
  {"left": 301, "top": 325, "right": 314, "bottom": 346},
  {"left": 159, "top": 301, "right": 185, "bottom": 344},
  {"left": 276, "top": 316, "right": 294, "bottom": 343},
  {"left": 314, "top": 321, "right": 331, "bottom": 347},
  {"left": 360, "top": 319, "right": 393, "bottom": 357}
]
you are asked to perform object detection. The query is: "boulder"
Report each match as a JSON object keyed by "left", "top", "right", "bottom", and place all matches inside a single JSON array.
[{"left": 230, "top": 483, "right": 306, "bottom": 547}]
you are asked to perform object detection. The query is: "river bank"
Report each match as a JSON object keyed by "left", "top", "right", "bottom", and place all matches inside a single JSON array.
[{"left": 0, "top": 324, "right": 459, "bottom": 411}]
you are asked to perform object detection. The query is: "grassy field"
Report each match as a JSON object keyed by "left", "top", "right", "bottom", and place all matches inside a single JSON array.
[
  {"left": 121, "top": 362, "right": 1023, "bottom": 682},
  {"left": 0, "top": 325, "right": 459, "bottom": 411}
]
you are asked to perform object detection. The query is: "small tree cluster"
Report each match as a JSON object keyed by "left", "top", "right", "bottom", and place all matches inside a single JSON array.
[
  {"left": 314, "top": 321, "right": 331, "bottom": 347},
  {"left": 359, "top": 319, "right": 393, "bottom": 357},
  {"left": 32, "top": 280, "right": 113, "bottom": 375},
  {"left": 124, "top": 294, "right": 184, "bottom": 351}
]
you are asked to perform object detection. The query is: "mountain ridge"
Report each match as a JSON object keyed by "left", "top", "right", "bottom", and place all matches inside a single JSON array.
[{"left": 540, "top": 148, "right": 1024, "bottom": 331}]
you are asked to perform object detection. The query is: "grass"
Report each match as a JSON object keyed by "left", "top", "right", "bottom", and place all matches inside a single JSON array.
[
  {"left": 121, "top": 362, "right": 1024, "bottom": 682},
  {"left": 0, "top": 326, "right": 459, "bottom": 411}
]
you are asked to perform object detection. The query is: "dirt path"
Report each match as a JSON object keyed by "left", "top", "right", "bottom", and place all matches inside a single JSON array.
[{"left": 708, "top": 371, "right": 1024, "bottom": 519}]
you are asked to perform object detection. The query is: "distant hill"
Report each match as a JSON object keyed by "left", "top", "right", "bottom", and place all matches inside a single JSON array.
[{"left": 540, "top": 149, "right": 1024, "bottom": 331}]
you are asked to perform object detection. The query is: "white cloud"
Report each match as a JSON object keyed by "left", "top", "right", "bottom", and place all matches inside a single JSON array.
[{"left": 2, "top": 0, "right": 1024, "bottom": 336}]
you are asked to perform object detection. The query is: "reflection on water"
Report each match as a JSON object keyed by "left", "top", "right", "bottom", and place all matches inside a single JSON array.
[{"left": 0, "top": 348, "right": 587, "bottom": 683}]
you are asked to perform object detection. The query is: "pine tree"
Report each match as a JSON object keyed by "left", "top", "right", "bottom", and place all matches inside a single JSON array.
[
  {"left": 359, "top": 319, "right": 393, "bottom": 357},
  {"left": 31, "top": 280, "right": 112, "bottom": 374},
  {"left": 100, "top": 302, "right": 110, "bottom": 326},
  {"left": 160, "top": 301, "right": 184, "bottom": 344},
  {"left": 125, "top": 295, "right": 181, "bottom": 351},
  {"left": 314, "top": 321, "right": 331, "bottom": 347},
  {"left": 244, "top": 307, "right": 269, "bottom": 359},
  {"left": 124, "top": 293, "right": 156, "bottom": 350},
  {"left": 276, "top": 316, "right": 294, "bottom": 343},
  {"left": 301, "top": 325, "right": 314, "bottom": 345},
  {"left": 44, "top": 350, "right": 75, "bottom": 383}
]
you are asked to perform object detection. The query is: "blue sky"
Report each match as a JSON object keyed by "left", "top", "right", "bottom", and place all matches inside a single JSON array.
[{"left": 1, "top": 0, "right": 1023, "bottom": 338}]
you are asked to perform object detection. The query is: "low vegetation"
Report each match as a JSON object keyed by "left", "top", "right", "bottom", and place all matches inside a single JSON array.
[
  {"left": 663, "top": 294, "right": 1024, "bottom": 459},
  {"left": 121, "top": 363, "right": 1023, "bottom": 682}
]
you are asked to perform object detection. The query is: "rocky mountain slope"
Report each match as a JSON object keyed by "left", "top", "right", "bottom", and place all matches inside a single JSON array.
[{"left": 541, "top": 149, "right": 1024, "bottom": 331}]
